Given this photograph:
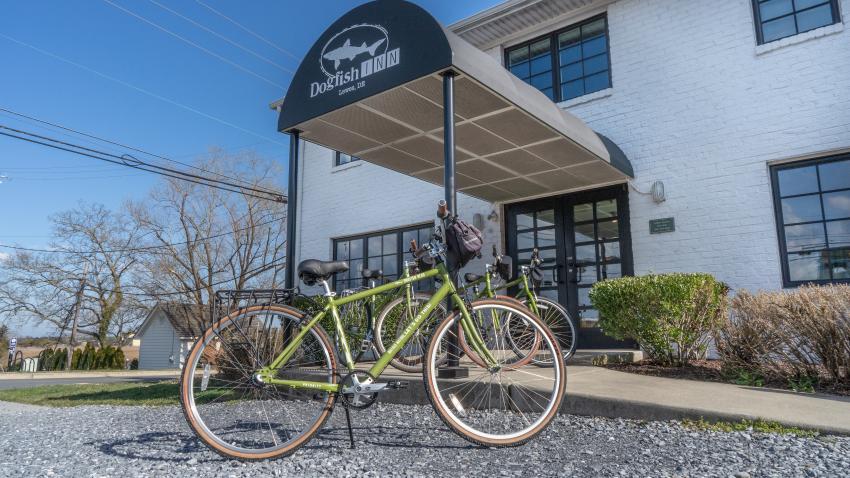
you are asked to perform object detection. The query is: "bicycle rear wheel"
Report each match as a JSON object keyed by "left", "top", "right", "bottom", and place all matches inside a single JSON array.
[
  {"left": 521, "top": 297, "right": 577, "bottom": 365},
  {"left": 458, "top": 295, "right": 540, "bottom": 368},
  {"left": 424, "top": 298, "right": 566, "bottom": 447},
  {"left": 179, "top": 305, "right": 336, "bottom": 460},
  {"left": 374, "top": 292, "right": 446, "bottom": 373}
]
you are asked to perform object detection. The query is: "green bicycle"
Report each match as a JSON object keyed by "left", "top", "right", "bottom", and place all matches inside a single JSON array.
[
  {"left": 372, "top": 248, "right": 448, "bottom": 373},
  {"left": 180, "top": 222, "right": 566, "bottom": 460},
  {"left": 461, "top": 246, "right": 577, "bottom": 365}
]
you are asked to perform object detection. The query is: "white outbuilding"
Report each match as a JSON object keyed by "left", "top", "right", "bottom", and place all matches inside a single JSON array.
[{"left": 136, "top": 304, "right": 206, "bottom": 370}]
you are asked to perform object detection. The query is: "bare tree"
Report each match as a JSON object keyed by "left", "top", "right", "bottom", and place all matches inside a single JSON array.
[
  {"left": 127, "top": 150, "right": 287, "bottom": 306},
  {"left": 0, "top": 203, "right": 142, "bottom": 347}
]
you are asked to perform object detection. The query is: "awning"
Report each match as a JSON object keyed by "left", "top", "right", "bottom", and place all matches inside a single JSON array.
[{"left": 277, "top": 0, "right": 633, "bottom": 203}]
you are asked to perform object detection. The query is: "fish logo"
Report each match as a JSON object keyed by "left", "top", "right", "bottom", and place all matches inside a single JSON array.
[
  {"left": 323, "top": 38, "right": 386, "bottom": 71},
  {"left": 319, "top": 24, "right": 389, "bottom": 78}
]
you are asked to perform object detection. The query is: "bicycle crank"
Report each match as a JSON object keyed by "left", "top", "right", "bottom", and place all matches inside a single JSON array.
[{"left": 339, "top": 372, "right": 410, "bottom": 409}]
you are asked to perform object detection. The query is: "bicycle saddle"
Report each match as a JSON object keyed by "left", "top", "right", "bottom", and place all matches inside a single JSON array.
[
  {"left": 298, "top": 259, "right": 349, "bottom": 285},
  {"left": 361, "top": 268, "right": 383, "bottom": 279},
  {"left": 464, "top": 272, "right": 482, "bottom": 283}
]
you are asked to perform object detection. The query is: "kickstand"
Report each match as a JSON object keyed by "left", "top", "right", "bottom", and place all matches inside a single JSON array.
[{"left": 343, "top": 404, "right": 356, "bottom": 449}]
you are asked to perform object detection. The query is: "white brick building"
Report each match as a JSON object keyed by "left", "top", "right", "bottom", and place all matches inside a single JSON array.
[{"left": 280, "top": 0, "right": 850, "bottom": 349}]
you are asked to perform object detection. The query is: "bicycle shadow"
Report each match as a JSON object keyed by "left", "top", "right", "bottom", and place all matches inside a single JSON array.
[
  {"left": 315, "top": 424, "right": 478, "bottom": 450},
  {"left": 88, "top": 424, "right": 476, "bottom": 463}
]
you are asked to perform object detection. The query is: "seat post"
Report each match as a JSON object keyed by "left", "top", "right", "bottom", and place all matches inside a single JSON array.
[{"left": 319, "top": 280, "right": 335, "bottom": 298}]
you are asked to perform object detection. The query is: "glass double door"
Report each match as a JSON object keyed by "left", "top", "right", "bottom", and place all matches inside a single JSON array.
[{"left": 506, "top": 185, "right": 635, "bottom": 349}]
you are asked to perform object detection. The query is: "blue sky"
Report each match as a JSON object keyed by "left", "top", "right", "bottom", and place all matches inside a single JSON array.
[
  {"left": 0, "top": 0, "right": 499, "bottom": 335},
  {"left": 0, "top": 0, "right": 497, "bottom": 244}
]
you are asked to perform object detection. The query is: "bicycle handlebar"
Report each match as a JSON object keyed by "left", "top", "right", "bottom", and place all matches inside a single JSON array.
[{"left": 436, "top": 200, "right": 449, "bottom": 219}]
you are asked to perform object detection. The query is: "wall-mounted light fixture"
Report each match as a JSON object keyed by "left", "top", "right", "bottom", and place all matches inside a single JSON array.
[{"left": 630, "top": 180, "right": 666, "bottom": 203}]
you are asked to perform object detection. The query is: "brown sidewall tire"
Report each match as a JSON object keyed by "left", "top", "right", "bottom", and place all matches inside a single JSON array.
[
  {"left": 374, "top": 292, "right": 445, "bottom": 374},
  {"left": 424, "top": 298, "right": 566, "bottom": 448},
  {"left": 458, "top": 295, "right": 541, "bottom": 368},
  {"left": 179, "top": 304, "right": 337, "bottom": 461}
]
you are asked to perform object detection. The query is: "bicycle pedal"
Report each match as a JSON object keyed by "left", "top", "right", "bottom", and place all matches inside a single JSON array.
[
  {"left": 360, "top": 340, "right": 371, "bottom": 352},
  {"left": 386, "top": 381, "right": 409, "bottom": 390}
]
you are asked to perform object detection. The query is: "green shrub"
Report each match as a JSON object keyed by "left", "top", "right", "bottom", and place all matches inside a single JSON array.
[
  {"left": 71, "top": 348, "right": 82, "bottom": 369},
  {"left": 129, "top": 358, "right": 139, "bottom": 370},
  {"left": 589, "top": 273, "right": 729, "bottom": 366},
  {"left": 79, "top": 343, "right": 95, "bottom": 370},
  {"left": 114, "top": 348, "right": 126, "bottom": 369},
  {"left": 50, "top": 349, "right": 66, "bottom": 370}
]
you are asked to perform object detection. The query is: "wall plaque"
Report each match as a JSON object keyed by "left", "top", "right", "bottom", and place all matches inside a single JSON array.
[{"left": 649, "top": 217, "right": 675, "bottom": 234}]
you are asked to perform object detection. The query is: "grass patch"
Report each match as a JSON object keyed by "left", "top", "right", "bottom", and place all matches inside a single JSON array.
[
  {"left": 681, "top": 418, "right": 818, "bottom": 437},
  {"left": 0, "top": 381, "right": 179, "bottom": 407}
]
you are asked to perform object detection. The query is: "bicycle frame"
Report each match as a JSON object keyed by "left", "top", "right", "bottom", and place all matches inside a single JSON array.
[
  {"left": 256, "top": 262, "right": 496, "bottom": 393},
  {"left": 461, "top": 268, "right": 541, "bottom": 317}
]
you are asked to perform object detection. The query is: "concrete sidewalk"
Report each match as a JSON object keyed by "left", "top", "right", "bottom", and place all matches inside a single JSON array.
[
  {"left": 376, "top": 365, "right": 850, "bottom": 435},
  {"left": 562, "top": 366, "right": 850, "bottom": 435}
]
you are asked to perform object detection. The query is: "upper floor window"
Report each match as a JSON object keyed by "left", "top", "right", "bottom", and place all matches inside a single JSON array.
[
  {"left": 752, "top": 0, "right": 841, "bottom": 44},
  {"left": 771, "top": 154, "right": 850, "bottom": 286},
  {"left": 335, "top": 152, "right": 360, "bottom": 166},
  {"left": 506, "top": 15, "right": 611, "bottom": 103}
]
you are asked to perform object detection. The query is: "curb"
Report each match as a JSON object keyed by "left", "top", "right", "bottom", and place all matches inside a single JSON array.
[
  {"left": 0, "top": 370, "right": 182, "bottom": 380},
  {"left": 370, "top": 375, "right": 846, "bottom": 436}
]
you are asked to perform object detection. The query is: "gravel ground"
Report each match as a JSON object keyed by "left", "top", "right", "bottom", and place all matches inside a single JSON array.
[{"left": 0, "top": 401, "right": 848, "bottom": 477}]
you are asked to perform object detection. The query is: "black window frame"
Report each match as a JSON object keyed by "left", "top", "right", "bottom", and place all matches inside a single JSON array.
[
  {"left": 771, "top": 153, "right": 850, "bottom": 287},
  {"left": 331, "top": 222, "right": 434, "bottom": 291},
  {"left": 334, "top": 151, "right": 360, "bottom": 167},
  {"left": 503, "top": 13, "right": 612, "bottom": 103},
  {"left": 752, "top": 0, "right": 841, "bottom": 45}
]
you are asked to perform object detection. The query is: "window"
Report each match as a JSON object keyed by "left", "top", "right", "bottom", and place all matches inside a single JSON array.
[
  {"left": 771, "top": 154, "right": 850, "bottom": 286},
  {"left": 335, "top": 152, "right": 360, "bottom": 166},
  {"left": 505, "top": 15, "right": 611, "bottom": 103},
  {"left": 332, "top": 223, "right": 435, "bottom": 291},
  {"left": 752, "top": 0, "right": 841, "bottom": 44}
]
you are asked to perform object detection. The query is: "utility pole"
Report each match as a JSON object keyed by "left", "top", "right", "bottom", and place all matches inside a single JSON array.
[{"left": 65, "top": 264, "right": 87, "bottom": 371}]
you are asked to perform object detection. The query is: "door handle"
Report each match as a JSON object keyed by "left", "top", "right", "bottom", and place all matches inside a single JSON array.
[
  {"left": 567, "top": 259, "right": 584, "bottom": 283},
  {"left": 551, "top": 265, "right": 564, "bottom": 285}
]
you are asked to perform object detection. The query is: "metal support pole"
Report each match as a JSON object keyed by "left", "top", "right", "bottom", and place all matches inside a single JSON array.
[
  {"left": 284, "top": 130, "right": 300, "bottom": 290},
  {"left": 439, "top": 71, "right": 467, "bottom": 379}
]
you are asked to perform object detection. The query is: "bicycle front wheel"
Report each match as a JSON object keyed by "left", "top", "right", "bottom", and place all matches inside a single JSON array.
[
  {"left": 423, "top": 298, "right": 566, "bottom": 447},
  {"left": 180, "top": 305, "right": 336, "bottom": 460}
]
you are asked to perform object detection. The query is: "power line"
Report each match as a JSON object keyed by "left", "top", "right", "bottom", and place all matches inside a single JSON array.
[
  {"left": 0, "top": 126, "right": 285, "bottom": 203},
  {"left": 101, "top": 0, "right": 285, "bottom": 89},
  {"left": 0, "top": 124, "right": 284, "bottom": 201},
  {"left": 0, "top": 107, "right": 284, "bottom": 196},
  {"left": 0, "top": 215, "right": 284, "bottom": 255},
  {"left": 195, "top": 0, "right": 301, "bottom": 62},
  {"left": 84, "top": 255, "right": 288, "bottom": 298},
  {"left": 0, "top": 33, "right": 288, "bottom": 147},
  {"left": 147, "top": 0, "right": 295, "bottom": 75}
]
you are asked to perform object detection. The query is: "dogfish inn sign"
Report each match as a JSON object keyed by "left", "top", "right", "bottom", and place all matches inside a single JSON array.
[
  {"left": 313, "top": 24, "right": 399, "bottom": 98},
  {"left": 278, "top": 0, "right": 453, "bottom": 132}
]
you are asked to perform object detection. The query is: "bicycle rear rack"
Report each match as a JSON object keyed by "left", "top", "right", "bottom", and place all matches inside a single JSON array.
[{"left": 210, "top": 289, "right": 296, "bottom": 329}]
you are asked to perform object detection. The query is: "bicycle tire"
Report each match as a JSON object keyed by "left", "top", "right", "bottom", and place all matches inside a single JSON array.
[{"left": 179, "top": 304, "right": 337, "bottom": 461}]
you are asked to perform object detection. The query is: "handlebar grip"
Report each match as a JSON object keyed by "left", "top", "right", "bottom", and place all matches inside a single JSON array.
[{"left": 437, "top": 200, "right": 448, "bottom": 219}]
